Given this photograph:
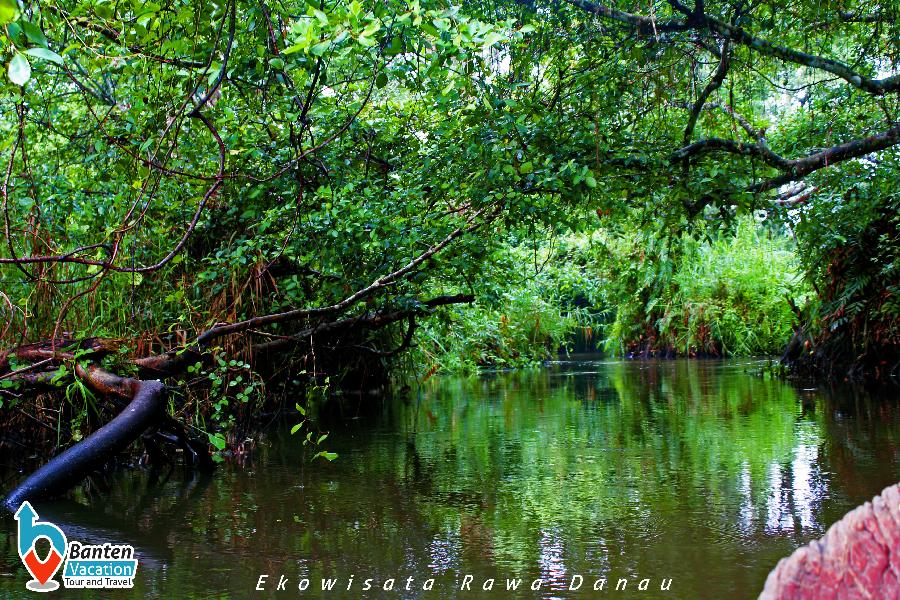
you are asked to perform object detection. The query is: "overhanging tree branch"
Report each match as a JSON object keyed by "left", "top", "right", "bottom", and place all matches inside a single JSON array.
[
  {"left": 672, "top": 136, "right": 789, "bottom": 169},
  {"left": 752, "top": 125, "right": 900, "bottom": 192},
  {"left": 565, "top": 0, "right": 690, "bottom": 33},
  {"left": 701, "top": 15, "right": 900, "bottom": 96},
  {"left": 566, "top": 0, "right": 900, "bottom": 95},
  {"left": 683, "top": 39, "right": 731, "bottom": 144},
  {"left": 133, "top": 210, "right": 488, "bottom": 375},
  {"left": 671, "top": 125, "right": 900, "bottom": 192}
]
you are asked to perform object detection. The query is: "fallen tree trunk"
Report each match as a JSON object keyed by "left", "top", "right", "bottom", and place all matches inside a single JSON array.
[
  {"left": 759, "top": 483, "right": 900, "bottom": 599},
  {"left": 2, "top": 377, "right": 166, "bottom": 513},
  {"left": 1, "top": 294, "right": 475, "bottom": 512}
]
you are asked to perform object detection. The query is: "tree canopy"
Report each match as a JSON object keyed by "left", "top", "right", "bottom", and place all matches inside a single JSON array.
[{"left": 0, "top": 0, "right": 897, "bottom": 452}]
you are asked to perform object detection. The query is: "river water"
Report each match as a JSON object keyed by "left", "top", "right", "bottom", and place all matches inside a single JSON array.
[{"left": 1, "top": 359, "right": 898, "bottom": 599}]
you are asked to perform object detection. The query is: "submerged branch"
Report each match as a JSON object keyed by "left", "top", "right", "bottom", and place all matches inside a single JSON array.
[{"left": 2, "top": 376, "right": 167, "bottom": 512}]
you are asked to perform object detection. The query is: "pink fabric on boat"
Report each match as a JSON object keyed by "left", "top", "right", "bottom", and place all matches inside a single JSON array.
[{"left": 760, "top": 483, "right": 900, "bottom": 599}]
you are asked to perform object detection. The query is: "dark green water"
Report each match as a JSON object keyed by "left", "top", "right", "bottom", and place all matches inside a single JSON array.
[{"left": 2, "top": 359, "right": 899, "bottom": 599}]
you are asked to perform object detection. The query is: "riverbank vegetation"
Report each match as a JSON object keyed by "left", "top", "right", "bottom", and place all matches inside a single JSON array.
[
  {"left": 414, "top": 216, "right": 807, "bottom": 372},
  {"left": 0, "top": 0, "right": 898, "bottom": 495}
]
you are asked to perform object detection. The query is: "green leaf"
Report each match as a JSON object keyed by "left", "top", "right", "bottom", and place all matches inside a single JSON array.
[
  {"left": 207, "top": 65, "right": 221, "bottom": 86},
  {"left": 375, "top": 72, "right": 388, "bottom": 88},
  {"left": 0, "top": 0, "right": 18, "bottom": 26},
  {"left": 24, "top": 47, "right": 63, "bottom": 65},
  {"left": 268, "top": 57, "right": 285, "bottom": 70},
  {"left": 520, "top": 161, "right": 533, "bottom": 174},
  {"left": 8, "top": 53, "right": 30, "bottom": 86},
  {"left": 6, "top": 21, "right": 24, "bottom": 45},
  {"left": 208, "top": 432, "right": 226, "bottom": 450},
  {"left": 20, "top": 21, "right": 47, "bottom": 47},
  {"left": 333, "top": 30, "right": 349, "bottom": 45},
  {"left": 357, "top": 34, "right": 377, "bottom": 48},
  {"left": 283, "top": 43, "right": 307, "bottom": 55},
  {"left": 482, "top": 31, "right": 504, "bottom": 49},
  {"left": 585, "top": 176, "right": 597, "bottom": 188},
  {"left": 361, "top": 21, "right": 381, "bottom": 37},
  {"left": 290, "top": 423, "right": 302, "bottom": 434},
  {"left": 316, "top": 451, "right": 338, "bottom": 461},
  {"left": 384, "top": 35, "right": 403, "bottom": 56},
  {"left": 310, "top": 40, "right": 331, "bottom": 56}
]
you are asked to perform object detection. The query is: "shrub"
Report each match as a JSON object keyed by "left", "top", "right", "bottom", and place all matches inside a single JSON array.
[{"left": 601, "top": 218, "right": 806, "bottom": 357}]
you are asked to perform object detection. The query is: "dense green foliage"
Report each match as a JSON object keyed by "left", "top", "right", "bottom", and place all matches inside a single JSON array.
[
  {"left": 786, "top": 164, "right": 899, "bottom": 378},
  {"left": 600, "top": 218, "right": 805, "bottom": 358},
  {"left": 416, "top": 219, "right": 806, "bottom": 372},
  {"left": 414, "top": 238, "right": 600, "bottom": 371},
  {"left": 0, "top": 0, "right": 898, "bottom": 452}
]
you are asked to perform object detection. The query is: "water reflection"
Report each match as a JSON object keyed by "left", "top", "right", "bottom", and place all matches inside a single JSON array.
[{"left": 1, "top": 359, "right": 898, "bottom": 599}]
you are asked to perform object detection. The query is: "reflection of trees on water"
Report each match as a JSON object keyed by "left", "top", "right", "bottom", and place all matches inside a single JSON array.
[
  {"left": 387, "top": 362, "right": 900, "bottom": 585},
  {"left": 3, "top": 362, "right": 896, "bottom": 599}
]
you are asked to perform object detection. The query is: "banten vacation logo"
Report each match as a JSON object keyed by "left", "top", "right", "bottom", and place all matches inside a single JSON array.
[
  {"left": 14, "top": 502, "right": 67, "bottom": 592},
  {"left": 14, "top": 501, "right": 139, "bottom": 592}
]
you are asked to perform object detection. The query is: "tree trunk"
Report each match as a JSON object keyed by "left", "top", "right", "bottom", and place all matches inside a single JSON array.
[{"left": 3, "top": 379, "right": 167, "bottom": 513}]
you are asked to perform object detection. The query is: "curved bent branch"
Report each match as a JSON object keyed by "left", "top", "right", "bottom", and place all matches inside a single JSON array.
[
  {"left": 134, "top": 214, "right": 486, "bottom": 375},
  {"left": 2, "top": 377, "right": 166, "bottom": 513},
  {"left": 566, "top": 0, "right": 900, "bottom": 95},
  {"left": 565, "top": 0, "right": 689, "bottom": 34},
  {"left": 683, "top": 39, "right": 731, "bottom": 145},
  {"left": 671, "top": 125, "right": 900, "bottom": 192},
  {"left": 752, "top": 125, "right": 900, "bottom": 191},
  {"left": 702, "top": 15, "right": 900, "bottom": 96}
]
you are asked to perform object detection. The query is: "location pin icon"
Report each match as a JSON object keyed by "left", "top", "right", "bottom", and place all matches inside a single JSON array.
[{"left": 15, "top": 502, "right": 67, "bottom": 592}]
